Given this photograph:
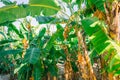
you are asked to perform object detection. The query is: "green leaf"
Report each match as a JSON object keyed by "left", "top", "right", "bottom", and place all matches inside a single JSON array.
[
  {"left": 48, "top": 64, "right": 58, "bottom": 76},
  {"left": 63, "top": 0, "right": 72, "bottom": 3},
  {"left": 0, "top": 39, "right": 17, "bottom": 45},
  {"left": 71, "top": 61, "right": 78, "bottom": 72},
  {"left": 36, "top": 16, "right": 55, "bottom": 24},
  {"left": 17, "top": 63, "right": 30, "bottom": 80},
  {"left": 1, "top": 0, "right": 13, "bottom": 5},
  {"left": 109, "top": 54, "right": 120, "bottom": 71},
  {"left": 45, "top": 24, "right": 64, "bottom": 51},
  {"left": 0, "top": 49, "right": 23, "bottom": 56},
  {"left": 8, "top": 24, "right": 24, "bottom": 38},
  {"left": 109, "top": 63, "right": 120, "bottom": 73},
  {"left": 14, "top": 63, "right": 27, "bottom": 74},
  {"left": 38, "top": 28, "right": 46, "bottom": 39},
  {"left": 90, "top": 30, "right": 111, "bottom": 54},
  {"left": 30, "top": 28, "right": 46, "bottom": 47},
  {"left": 24, "top": 48, "right": 40, "bottom": 64},
  {"left": 0, "top": 31, "right": 7, "bottom": 39},
  {"left": 38, "top": 28, "right": 46, "bottom": 47},
  {"left": 0, "top": 0, "right": 60, "bottom": 24},
  {"left": 76, "top": 0, "right": 84, "bottom": 8},
  {"left": 87, "top": 0, "right": 105, "bottom": 11},
  {"left": 81, "top": 17, "right": 120, "bottom": 74},
  {"left": 81, "top": 17, "right": 100, "bottom": 36},
  {"left": 33, "top": 61, "right": 44, "bottom": 80},
  {"left": 81, "top": 17, "right": 111, "bottom": 54},
  {"left": 114, "top": 70, "right": 120, "bottom": 76},
  {"left": 34, "top": 67, "right": 41, "bottom": 80}
]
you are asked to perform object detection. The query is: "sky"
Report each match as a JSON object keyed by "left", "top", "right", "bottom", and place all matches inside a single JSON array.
[{"left": 0, "top": 2, "right": 5, "bottom": 7}]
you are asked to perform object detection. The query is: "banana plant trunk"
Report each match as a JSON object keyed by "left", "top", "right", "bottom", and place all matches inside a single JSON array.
[
  {"left": 104, "top": 1, "right": 120, "bottom": 42},
  {"left": 75, "top": 27, "right": 96, "bottom": 80},
  {"left": 104, "top": 1, "right": 120, "bottom": 80}
]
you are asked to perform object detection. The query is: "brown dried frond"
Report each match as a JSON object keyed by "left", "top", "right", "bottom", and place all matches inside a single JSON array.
[
  {"left": 63, "top": 26, "right": 69, "bottom": 39},
  {"left": 93, "top": 9, "right": 105, "bottom": 20}
]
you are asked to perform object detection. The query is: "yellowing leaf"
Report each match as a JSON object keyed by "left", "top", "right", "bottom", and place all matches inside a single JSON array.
[
  {"left": 29, "top": 77, "right": 34, "bottom": 80},
  {"left": 94, "top": 10, "right": 105, "bottom": 20},
  {"left": 22, "top": 38, "right": 28, "bottom": 49}
]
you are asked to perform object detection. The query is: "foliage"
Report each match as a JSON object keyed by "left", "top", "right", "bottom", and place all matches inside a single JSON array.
[
  {"left": 0, "top": 0, "right": 120, "bottom": 79},
  {"left": 0, "top": 0, "right": 60, "bottom": 24}
]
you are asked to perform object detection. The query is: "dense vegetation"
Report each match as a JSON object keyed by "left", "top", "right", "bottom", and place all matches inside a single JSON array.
[{"left": 0, "top": 0, "right": 120, "bottom": 80}]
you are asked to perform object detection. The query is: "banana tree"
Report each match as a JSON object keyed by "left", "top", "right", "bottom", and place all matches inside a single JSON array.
[{"left": 1, "top": 0, "right": 120, "bottom": 80}]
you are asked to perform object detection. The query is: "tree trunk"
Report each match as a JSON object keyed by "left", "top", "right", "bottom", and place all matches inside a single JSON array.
[
  {"left": 76, "top": 27, "right": 96, "bottom": 80},
  {"left": 104, "top": 1, "right": 120, "bottom": 79}
]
